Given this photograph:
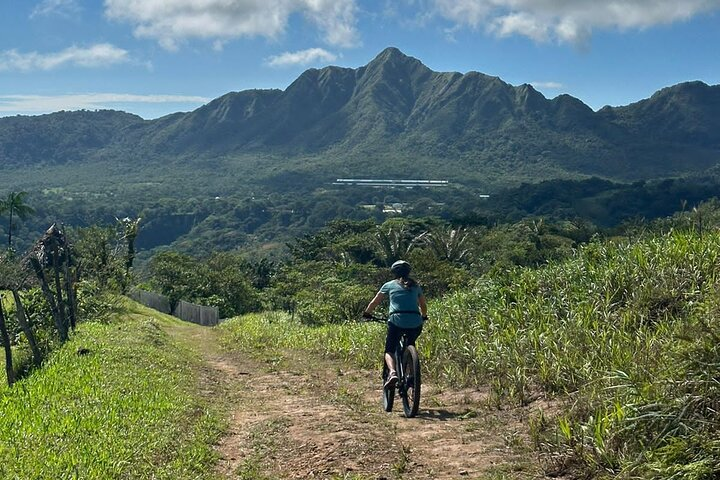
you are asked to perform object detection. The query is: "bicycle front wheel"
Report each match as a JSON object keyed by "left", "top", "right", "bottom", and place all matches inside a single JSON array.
[{"left": 401, "top": 345, "right": 421, "bottom": 418}]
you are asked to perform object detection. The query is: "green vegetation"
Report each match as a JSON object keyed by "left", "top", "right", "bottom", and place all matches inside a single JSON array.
[
  {"left": 218, "top": 311, "right": 384, "bottom": 369},
  {"left": 6, "top": 173, "right": 720, "bottom": 260},
  {"left": 3, "top": 48, "right": 720, "bottom": 257},
  {"left": 0, "top": 190, "right": 34, "bottom": 248},
  {"left": 2, "top": 47, "right": 719, "bottom": 478},
  {"left": 142, "top": 214, "right": 599, "bottom": 325},
  {"left": 2, "top": 192, "right": 719, "bottom": 479},
  {"left": 0, "top": 299, "right": 223, "bottom": 479},
  {"left": 218, "top": 210, "right": 720, "bottom": 479}
]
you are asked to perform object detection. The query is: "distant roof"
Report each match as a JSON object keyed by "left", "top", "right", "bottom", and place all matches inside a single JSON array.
[{"left": 333, "top": 179, "right": 449, "bottom": 187}]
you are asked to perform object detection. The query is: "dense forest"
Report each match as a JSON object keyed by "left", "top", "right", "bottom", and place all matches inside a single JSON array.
[{"left": 3, "top": 173, "right": 720, "bottom": 262}]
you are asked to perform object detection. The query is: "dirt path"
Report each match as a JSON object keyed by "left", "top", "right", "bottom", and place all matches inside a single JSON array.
[{"left": 165, "top": 321, "right": 549, "bottom": 480}]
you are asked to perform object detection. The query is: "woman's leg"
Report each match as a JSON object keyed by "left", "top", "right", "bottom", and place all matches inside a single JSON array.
[
  {"left": 384, "top": 324, "right": 401, "bottom": 383},
  {"left": 385, "top": 352, "right": 396, "bottom": 374}
]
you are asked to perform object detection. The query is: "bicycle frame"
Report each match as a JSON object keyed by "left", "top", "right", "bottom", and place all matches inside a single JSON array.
[{"left": 393, "top": 334, "right": 410, "bottom": 395}]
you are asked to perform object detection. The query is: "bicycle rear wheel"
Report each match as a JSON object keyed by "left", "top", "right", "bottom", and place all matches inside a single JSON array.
[
  {"left": 401, "top": 345, "right": 421, "bottom": 417},
  {"left": 382, "top": 364, "right": 394, "bottom": 412}
]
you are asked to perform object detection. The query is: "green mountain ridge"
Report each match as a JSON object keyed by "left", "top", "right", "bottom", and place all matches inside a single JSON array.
[{"left": 2, "top": 47, "right": 719, "bottom": 185}]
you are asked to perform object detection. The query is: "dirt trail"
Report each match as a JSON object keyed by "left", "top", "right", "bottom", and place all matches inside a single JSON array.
[{"left": 165, "top": 321, "right": 548, "bottom": 480}]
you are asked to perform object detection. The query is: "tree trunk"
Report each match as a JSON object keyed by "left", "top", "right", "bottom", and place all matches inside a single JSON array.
[
  {"left": 29, "top": 256, "right": 68, "bottom": 343},
  {"left": 7, "top": 207, "right": 13, "bottom": 248},
  {"left": 11, "top": 289, "right": 42, "bottom": 367},
  {"left": 0, "top": 301, "right": 15, "bottom": 386}
]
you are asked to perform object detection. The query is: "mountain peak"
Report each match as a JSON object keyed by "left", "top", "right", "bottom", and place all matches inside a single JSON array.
[
  {"left": 369, "top": 47, "right": 424, "bottom": 68},
  {"left": 375, "top": 46, "right": 405, "bottom": 59}
]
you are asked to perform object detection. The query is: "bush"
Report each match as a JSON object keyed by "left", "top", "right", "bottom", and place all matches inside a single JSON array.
[{"left": 295, "top": 281, "right": 373, "bottom": 325}]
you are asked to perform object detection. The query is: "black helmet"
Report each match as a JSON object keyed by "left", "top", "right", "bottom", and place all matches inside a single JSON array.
[{"left": 390, "top": 260, "right": 411, "bottom": 277}]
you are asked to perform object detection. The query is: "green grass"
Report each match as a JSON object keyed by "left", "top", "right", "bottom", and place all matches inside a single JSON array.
[
  {"left": 218, "top": 311, "right": 385, "bottom": 369},
  {"left": 0, "top": 299, "right": 223, "bottom": 479},
  {"left": 219, "top": 229, "right": 720, "bottom": 479}
]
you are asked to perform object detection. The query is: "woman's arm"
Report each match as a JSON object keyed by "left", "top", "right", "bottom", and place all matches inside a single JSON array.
[
  {"left": 364, "top": 292, "right": 386, "bottom": 314},
  {"left": 419, "top": 295, "right": 428, "bottom": 318}
]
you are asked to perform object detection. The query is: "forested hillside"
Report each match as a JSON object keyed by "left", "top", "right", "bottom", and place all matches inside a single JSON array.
[
  {"left": 3, "top": 47, "right": 720, "bottom": 257},
  {"left": 2, "top": 48, "right": 720, "bottom": 184}
]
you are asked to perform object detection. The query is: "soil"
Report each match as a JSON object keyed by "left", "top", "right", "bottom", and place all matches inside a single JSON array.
[{"left": 165, "top": 321, "right": 554, "bottom": 480}]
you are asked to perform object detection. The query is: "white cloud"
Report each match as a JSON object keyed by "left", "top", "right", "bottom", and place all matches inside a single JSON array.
[
  {"left": 0, "top": 44, "right": 130, "bottom": 72},
  {"left": 430, "top": 0, "right": 720, "bottom": 44},
  {"left": 30, "top": 0, "right": 81, "bottom": 18},
  {"left": 530, "top": 81, "right": 564, "bottom": 89},
  {"left": 0, "top": 93, "right": 211, "bottom": 114},
  {"left": 491, "top": 12, "right": 551, "bottom": 42},
  {"left": 433, "top": 0, "right": 492, "bottom": 27},
  {"left": 266, "top": 48, "right": 337, "bottom": 67},
  {"left": 103, "top": 0, "right": 360, "bottom": 50}
]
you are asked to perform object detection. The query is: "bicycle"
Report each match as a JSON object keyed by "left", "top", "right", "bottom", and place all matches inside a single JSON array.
[{"left": 365, "top": 314, "right": 421, "bottom": 418}]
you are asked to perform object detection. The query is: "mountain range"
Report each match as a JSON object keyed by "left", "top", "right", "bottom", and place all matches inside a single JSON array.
[{"left": 2, "top": 47, "right": 720, "bottom": 189}]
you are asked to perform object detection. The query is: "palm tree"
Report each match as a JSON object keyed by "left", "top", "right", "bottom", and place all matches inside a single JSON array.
[
  {"left": 416, "top": 226, "right": 473, "bottom": 264},
  {"left": 0, "top": 191, "right": 34, "bottom": 249},
  {"left": 374, "top": 224, "right": 420, "bottom": 266}
]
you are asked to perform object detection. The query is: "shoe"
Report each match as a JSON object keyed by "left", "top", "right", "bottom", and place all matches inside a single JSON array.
[{"left": 384, "top": 372, "right": 398, "bottom": 388}]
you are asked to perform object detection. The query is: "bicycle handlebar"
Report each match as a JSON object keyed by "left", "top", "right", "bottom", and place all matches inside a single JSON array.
[{"left": 361, "top": 313, "right": 387, "bottom": 323}]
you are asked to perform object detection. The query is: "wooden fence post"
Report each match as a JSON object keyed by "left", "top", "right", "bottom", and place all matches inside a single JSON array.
[
  {"left": 0, "top": 300, "right": 15, "bottom": 386},
  {"left": 29, "top": 256, "right": 68, "bottom": 343},
  {"left": 50, "top": 245, "right": 68, "bottom": 337},
  {"left": 63, "top": 253, "right": 77, "bottom": 331},
  {"left": 11, "top": 289, "right": 42, "bottom": 367}
]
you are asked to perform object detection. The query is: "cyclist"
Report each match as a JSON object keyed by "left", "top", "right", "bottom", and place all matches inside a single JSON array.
[{"left": 363, "top": 260, "right": 427, "bottom": 388}]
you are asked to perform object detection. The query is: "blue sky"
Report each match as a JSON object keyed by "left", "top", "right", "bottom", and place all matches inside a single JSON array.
[{"left": 1, "top": 0, "right": 719, "bottom": 119}]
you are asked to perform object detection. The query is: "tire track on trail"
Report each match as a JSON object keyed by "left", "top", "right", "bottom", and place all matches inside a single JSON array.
[{"left": 165, "top": 320, "right": 548, "bottom": 479}]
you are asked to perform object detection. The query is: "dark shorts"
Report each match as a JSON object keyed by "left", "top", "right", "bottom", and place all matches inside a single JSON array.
[{"left": 384, "top": 322, "right": 423, "bottom": 354}]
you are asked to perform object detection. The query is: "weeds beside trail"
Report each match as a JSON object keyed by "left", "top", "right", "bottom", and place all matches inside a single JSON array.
[{"left": 0, "top": 299, "right": 223, "bottom": 479}]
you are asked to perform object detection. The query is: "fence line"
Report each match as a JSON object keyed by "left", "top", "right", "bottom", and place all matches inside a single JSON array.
[
  {"left": 173, "top": 300, "right": 220, "bottom": 326},
  {"left": 128, "top": 290, "right": 171, "bottom": 314},
  {"left": 128, "top": 290, "right": 221, "bottom": 326}
]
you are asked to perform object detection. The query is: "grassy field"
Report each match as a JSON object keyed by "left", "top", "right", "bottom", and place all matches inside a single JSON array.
[
  {"left": 0, "top": 299, "right": 223, "bottom": 480},
  {"left": 219, "top": 229, "right": 720, "bottom": 479}
]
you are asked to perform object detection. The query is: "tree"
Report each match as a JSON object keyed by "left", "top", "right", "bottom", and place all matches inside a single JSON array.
[
  {"left": 374, "top": 224, "right": 419, "bottom": 266},
  {"left": 117, "top": 217, "right": 141, "bottom": 293},
  {"left": 416, "top": 226, "right": 473, "bottom": 264},
  {"left": 0, "top": 191, "right": 35, "bottom": 249},
  {"left": 148, "top": 251, "right": 206, "bottom": 310},
  {"left": 72, "top": 225, "right": 123, "bottom": 289}
]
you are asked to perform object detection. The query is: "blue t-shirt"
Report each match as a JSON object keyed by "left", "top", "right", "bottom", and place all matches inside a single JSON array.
[{"left": 380, "top": 280, "right": 424, "bottom": 328}]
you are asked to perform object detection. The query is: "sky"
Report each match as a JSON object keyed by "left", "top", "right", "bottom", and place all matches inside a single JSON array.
[{"left": 1, "top": 0, "right": 719, "bottom": 119}]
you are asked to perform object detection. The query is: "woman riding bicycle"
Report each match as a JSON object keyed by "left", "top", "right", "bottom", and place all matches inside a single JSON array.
[{"left": 363, "top": 260, "right": 427, "bottom": 388}]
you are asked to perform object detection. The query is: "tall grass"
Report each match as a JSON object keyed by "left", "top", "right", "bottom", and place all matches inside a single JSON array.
[
  {"left": 425, "top": 230, "right": 720, "bottom": 477},
  {"left": 0, "top": 300, "right": 222, "bottom": 479},
  {"left": 218, "top": 311, "right": 385, "bottom": 369},
  {"left": 425, "top": 232, "right": 715, "bottom": 395},
  {"left": 220, "top": 229, "right": 720, "bottom": 478}
]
